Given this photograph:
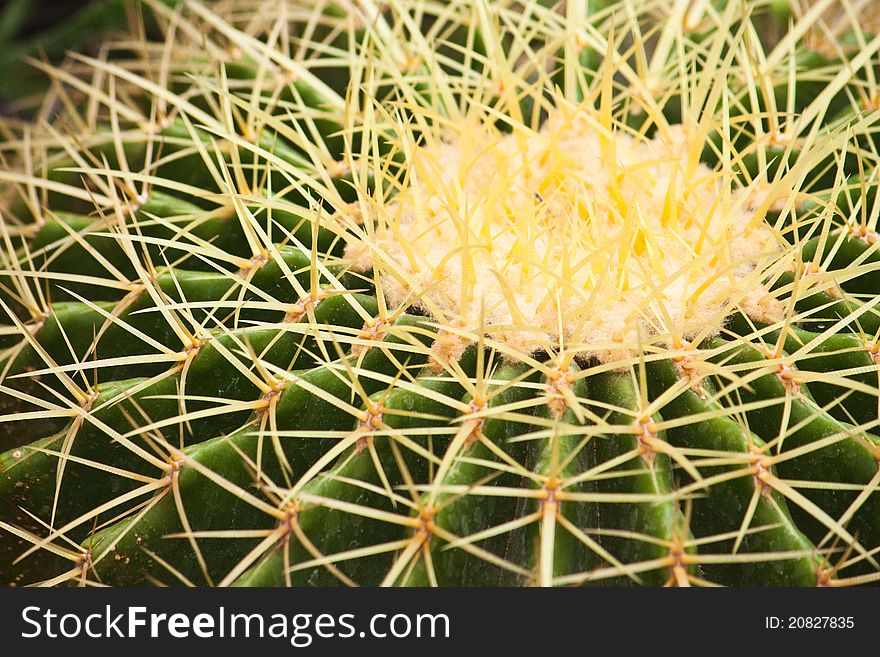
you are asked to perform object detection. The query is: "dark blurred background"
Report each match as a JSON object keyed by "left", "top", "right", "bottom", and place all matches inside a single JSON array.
[
  {"left": 0, "top": 0, "right": 94, "bottom": 38},
  {"left": 0, "top": 0, "right": 142, "bottom": 111}
]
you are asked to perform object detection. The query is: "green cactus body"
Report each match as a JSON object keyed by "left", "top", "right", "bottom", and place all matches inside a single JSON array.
[{"left": 1, "top": 0, "right": 880, "bottom": 588}]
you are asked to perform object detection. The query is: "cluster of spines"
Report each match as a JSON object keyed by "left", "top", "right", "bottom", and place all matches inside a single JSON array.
[{"left": 0, "top": 0, "right": 878, "bottom": 587}]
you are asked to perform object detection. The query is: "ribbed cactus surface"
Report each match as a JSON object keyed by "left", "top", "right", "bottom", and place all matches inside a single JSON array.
[{"left": 1, "top": 0, "right": 880, "bottom": 587}]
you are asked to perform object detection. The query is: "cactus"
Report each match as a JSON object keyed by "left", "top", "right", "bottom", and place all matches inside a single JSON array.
[
  {"left": 0, "top": 1, "right": 178, "bottom": 112},
  {"left": 1, "top": 0, "right": 880, "bottom": 587}
]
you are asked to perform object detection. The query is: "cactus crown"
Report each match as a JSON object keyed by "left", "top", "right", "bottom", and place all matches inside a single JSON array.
[
  {"left": 1, "top": 0, "right": 880, "bottom": 588},
  {"left": 348, "top": 100, "right": 785, "bottom": 360}
]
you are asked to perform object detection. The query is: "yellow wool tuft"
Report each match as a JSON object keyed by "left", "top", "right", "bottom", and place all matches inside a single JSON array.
[{"left": 348, "top": 105, "right": 786, "bottom": 359}]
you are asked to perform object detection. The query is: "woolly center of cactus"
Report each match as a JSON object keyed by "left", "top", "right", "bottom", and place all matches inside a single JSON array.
[{"left": 352, "top": 106, "right": 783, "bottom": 356}]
